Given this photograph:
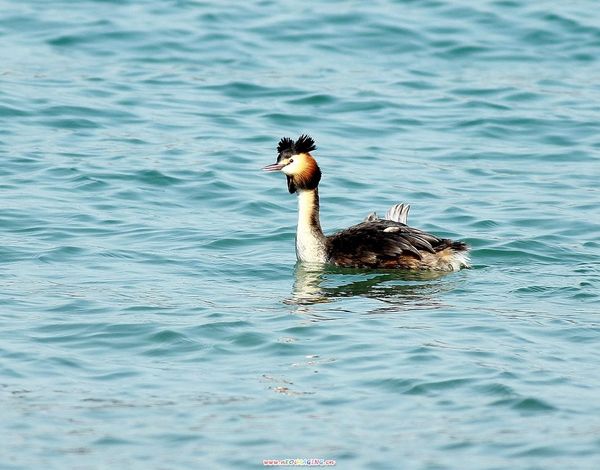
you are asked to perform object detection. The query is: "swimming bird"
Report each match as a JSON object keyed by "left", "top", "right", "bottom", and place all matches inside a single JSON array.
[{"left": 263, "top": 135, "right": 470, "bottom": 271}]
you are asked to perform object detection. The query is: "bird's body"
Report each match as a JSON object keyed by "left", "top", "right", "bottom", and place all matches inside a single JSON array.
[{"left": 263, "top": 135, "right": 470, "bottom": 272}]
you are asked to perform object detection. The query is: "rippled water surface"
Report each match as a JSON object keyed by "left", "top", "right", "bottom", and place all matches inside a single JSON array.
[{"left": 2, "top": 0, "right": 600, "bottom": 468}]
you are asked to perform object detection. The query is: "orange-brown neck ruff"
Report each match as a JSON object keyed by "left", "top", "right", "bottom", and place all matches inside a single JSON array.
[{"left": 288, "top": 154, "right": 321, "bottom": 194}]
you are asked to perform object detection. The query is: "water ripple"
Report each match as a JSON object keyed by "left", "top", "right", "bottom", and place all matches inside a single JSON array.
[{"left": 2, "top": 0, "right": 600, "bottom": 468}]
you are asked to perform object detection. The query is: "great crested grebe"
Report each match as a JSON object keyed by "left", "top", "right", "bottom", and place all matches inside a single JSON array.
[{"left": 263, "top": 135, "right": 470, "bottom": 271}]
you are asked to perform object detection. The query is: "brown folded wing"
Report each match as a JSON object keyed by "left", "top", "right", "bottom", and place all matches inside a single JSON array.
[{"left": 326, "top": 220, "right": 465, "bottom": 269}]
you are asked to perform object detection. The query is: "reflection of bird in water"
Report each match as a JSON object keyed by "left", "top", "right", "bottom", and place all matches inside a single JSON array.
[
  {"left": 263, "top": 135, "right": 470, "bottom": 271},
  {"left": 287, "top": 263, "right": 462, "bottom": 314}
]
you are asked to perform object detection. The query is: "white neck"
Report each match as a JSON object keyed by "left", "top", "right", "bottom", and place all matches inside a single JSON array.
[{"left": 296, "top": 189, "right": 327, "bottom": 263}]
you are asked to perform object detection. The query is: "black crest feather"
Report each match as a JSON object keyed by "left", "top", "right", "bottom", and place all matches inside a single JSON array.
[
  {"left": 277, "top": 134, "right": 316, "bottom": 162},
  {"left": 294, "top": 134, "right": 316, "bottom": 154},
  {"left": 277, "top": 137, "right": 294, "bottom": 155}
]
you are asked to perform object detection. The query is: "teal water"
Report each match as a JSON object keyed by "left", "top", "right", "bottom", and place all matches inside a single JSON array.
[{"left": 2, "top": 0, "right": 600, "bottom": 468}]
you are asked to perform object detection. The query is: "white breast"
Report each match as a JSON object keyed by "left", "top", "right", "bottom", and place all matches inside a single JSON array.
[{"left": 295, "top": 226, "right": 327, "bottom": 263}]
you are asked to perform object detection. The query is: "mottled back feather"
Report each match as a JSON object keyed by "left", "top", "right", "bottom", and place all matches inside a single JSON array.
[{"left": 326, "top": 220, "right": 467, "bottom": 269}]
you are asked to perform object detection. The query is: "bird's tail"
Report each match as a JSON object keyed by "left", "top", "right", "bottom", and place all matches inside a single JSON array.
[{"left": 449, "top": 241, "right": 471, "bottom": 270}]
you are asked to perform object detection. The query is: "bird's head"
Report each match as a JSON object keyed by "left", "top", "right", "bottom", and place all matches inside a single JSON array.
[{"left": 263, "top": 134, "right": 321, "bottom": 194}]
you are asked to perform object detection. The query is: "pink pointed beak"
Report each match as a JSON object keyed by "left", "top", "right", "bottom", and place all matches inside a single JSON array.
[{"left": 262, "top": 162, "right": 285, "bottom": 172}]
